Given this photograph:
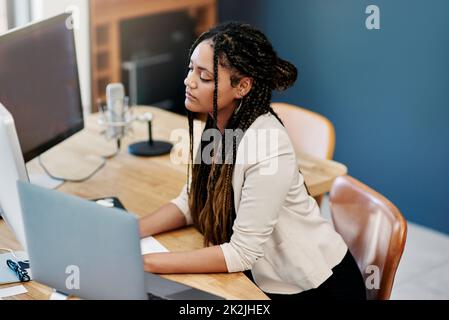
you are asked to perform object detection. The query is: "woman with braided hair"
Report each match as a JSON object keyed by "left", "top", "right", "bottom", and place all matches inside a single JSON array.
[{"left": 139, "top": 22, "right": 366, "bottom": 300}]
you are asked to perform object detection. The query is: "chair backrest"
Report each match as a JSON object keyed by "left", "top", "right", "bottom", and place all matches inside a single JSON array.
[
  {"left": 271, "top": 102, "right": 335, "bottom": 160},
  {"left": 329, "top": 175, "right": 407, "bottom": 300}
]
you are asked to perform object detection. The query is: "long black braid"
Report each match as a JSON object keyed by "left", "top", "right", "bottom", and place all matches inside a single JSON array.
[{"left": 186, "top": 22, "right": 299, "bottom": 246}]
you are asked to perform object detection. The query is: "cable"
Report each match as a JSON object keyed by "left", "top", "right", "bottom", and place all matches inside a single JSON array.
[
  {"left": 37, "top": 139, "right": 121, "bottom": 184},
  {"left": 0, "top": 248, "right": 19, "bottom": 260},
  {"left": 38, "top": 156, "right": 106, "bottom": 183}
]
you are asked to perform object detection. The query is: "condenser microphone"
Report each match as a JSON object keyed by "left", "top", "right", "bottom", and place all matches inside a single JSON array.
[{"left": 106, "top": 83, "right": 126, "bottom": 145}]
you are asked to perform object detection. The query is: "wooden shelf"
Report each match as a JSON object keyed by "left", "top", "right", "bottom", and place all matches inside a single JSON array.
[
  {"left": 95, "top": 69, "right": 111, "bottom": 78},
  {"left": 95, "top": 24, "right": 110, "bottom": 46},
  {"left": 89, "top": 0, "right": 217, "bottom": 111},
  {"left": 93, "top": 45, "right": 109, "bottom": 54},
  {"left": 92, "top": 0, "right": 215, "bottom": 24}
]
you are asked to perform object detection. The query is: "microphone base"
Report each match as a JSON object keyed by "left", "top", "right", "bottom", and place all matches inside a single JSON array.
[{"left": 128, "top": 140, "right": 173, "bottom": 157}]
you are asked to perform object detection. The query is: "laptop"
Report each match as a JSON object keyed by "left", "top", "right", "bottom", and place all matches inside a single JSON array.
[{"left": 17, "top": 181, "right": 224, "bottom": 300}]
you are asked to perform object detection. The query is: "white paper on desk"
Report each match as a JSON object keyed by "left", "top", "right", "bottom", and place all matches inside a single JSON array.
[
  {"left": 49, "top": 291, "right": 69, "bottom": 300},
  {"left": 140, "top": 237, "right": 169, "bottom": 255},
  {"left": 0, "top": 285, "right": 28, "bottom": 298}
]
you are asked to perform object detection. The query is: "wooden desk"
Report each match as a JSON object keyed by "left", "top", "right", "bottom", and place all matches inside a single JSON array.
[{"left": 0, "top": 106, "right": 347, "bottom": 300}]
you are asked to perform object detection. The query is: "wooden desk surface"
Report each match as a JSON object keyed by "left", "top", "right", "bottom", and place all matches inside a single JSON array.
[{"left": 0, "top": 106, "right": 347, "bottom": 300}]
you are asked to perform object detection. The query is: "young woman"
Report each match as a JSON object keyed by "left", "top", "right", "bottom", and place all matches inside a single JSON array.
[{"left": 139, "top": 22, "right": 366, "bottom": 300}]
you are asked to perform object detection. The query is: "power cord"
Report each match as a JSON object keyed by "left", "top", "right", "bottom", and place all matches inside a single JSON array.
[
  {"left": 37, "top": 139, "right": 121, "bottom": 183},
  {"left": 0, "top": 248, "right": 19, "bottom": 260},
  {"left": 0, "top": 248, "right": 31, "bottom": 283}
]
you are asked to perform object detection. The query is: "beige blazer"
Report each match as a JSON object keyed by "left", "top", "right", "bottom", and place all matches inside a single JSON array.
[{"left": 171, "top": 113, "right": 348, "bottom": 294}]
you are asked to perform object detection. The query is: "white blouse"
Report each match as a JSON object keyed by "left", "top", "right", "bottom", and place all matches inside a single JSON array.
[{"left": 171, "top": 112, "right": 348, "bottom": 294}]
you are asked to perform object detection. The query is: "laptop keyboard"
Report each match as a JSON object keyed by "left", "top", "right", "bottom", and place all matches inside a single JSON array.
[{"left": 147, "top": 292, "right": 169, "bottom": 300}]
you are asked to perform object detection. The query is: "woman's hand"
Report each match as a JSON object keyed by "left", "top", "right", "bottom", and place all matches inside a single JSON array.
[{"left": 143, "top": 253, "right": 161, "bottom": 273}]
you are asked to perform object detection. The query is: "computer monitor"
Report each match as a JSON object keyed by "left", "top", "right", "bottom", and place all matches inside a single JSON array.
[
  {"left": 0, "top": 103, "right": 30, "bottom": 251},
  {"left": 0, "top": 13, "right": 84, "bottom": 163}
]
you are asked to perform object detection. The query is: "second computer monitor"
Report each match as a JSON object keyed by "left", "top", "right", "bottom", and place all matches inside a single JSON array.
[
  {"left": 0, "top": 103, "right": 30, "bottom": 250},
  {"left": 0, "top": 13, "right": 84, "bottom": 162}
]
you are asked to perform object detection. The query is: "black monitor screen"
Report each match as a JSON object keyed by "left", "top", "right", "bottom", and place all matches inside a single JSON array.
[{"left": 0, "top": 13, "right": 84, "bottom": 162}]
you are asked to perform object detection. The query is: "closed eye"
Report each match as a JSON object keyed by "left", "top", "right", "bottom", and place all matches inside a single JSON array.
[{"left": 188, "top": 65, "right": 212, "bottom": 82}]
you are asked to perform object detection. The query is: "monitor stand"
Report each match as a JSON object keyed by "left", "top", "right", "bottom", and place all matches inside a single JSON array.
[{"left": 28, "top": 174, "right": 64, "bottom": 190}]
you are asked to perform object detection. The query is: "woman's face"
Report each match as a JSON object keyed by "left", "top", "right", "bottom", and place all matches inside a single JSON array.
[{"left": 184, "top": 40, "right": 242, "bottom": 115}]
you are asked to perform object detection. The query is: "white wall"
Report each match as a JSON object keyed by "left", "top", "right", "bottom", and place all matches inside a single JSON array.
[
  {"left": 0, "top": 0, "right": 7, "bottom": 33},
  {"left": 1, "top": 0, "right": 31, "bottom": 31},
  {"left": 13, "top": 0, "right": 31, "bottom": 27},
  {"left": 31, "top": 0, "right": 91, "bottom": 113}
]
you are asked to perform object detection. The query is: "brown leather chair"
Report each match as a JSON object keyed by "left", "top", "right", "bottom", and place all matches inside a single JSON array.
[
  {"left": 271, "top": 103, "right": 335, "bottom": 206},
  {"left": 271, "top": 103, "right": 335, "bottom": 160},
  {"left": 329, "top": 175, "right": 407, "bottom": 300}
]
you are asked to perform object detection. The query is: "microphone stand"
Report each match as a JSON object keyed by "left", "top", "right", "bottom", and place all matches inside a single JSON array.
[
  {"left": 97, "top": 99, "right": 172, "bottom": 157},
  {"left": 128, "top": 113, "right": 173, "bottom": 157}
]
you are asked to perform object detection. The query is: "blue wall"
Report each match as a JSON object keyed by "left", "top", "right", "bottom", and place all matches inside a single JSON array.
[{"left": 218, "top": 0, "right": 449, "bottom": 234}]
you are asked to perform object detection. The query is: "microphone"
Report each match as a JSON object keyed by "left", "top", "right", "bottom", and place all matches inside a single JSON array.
[
  {"left": 106, "top": 83, "right": 126, "bottom": 142},
  {"left": 103, "top": 83, "right": 130, "bottom": 150}
]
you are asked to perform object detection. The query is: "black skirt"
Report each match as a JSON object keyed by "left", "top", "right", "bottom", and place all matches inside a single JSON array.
[{"left": 244, "top": 249, "right": 367, "bottom": 301}]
